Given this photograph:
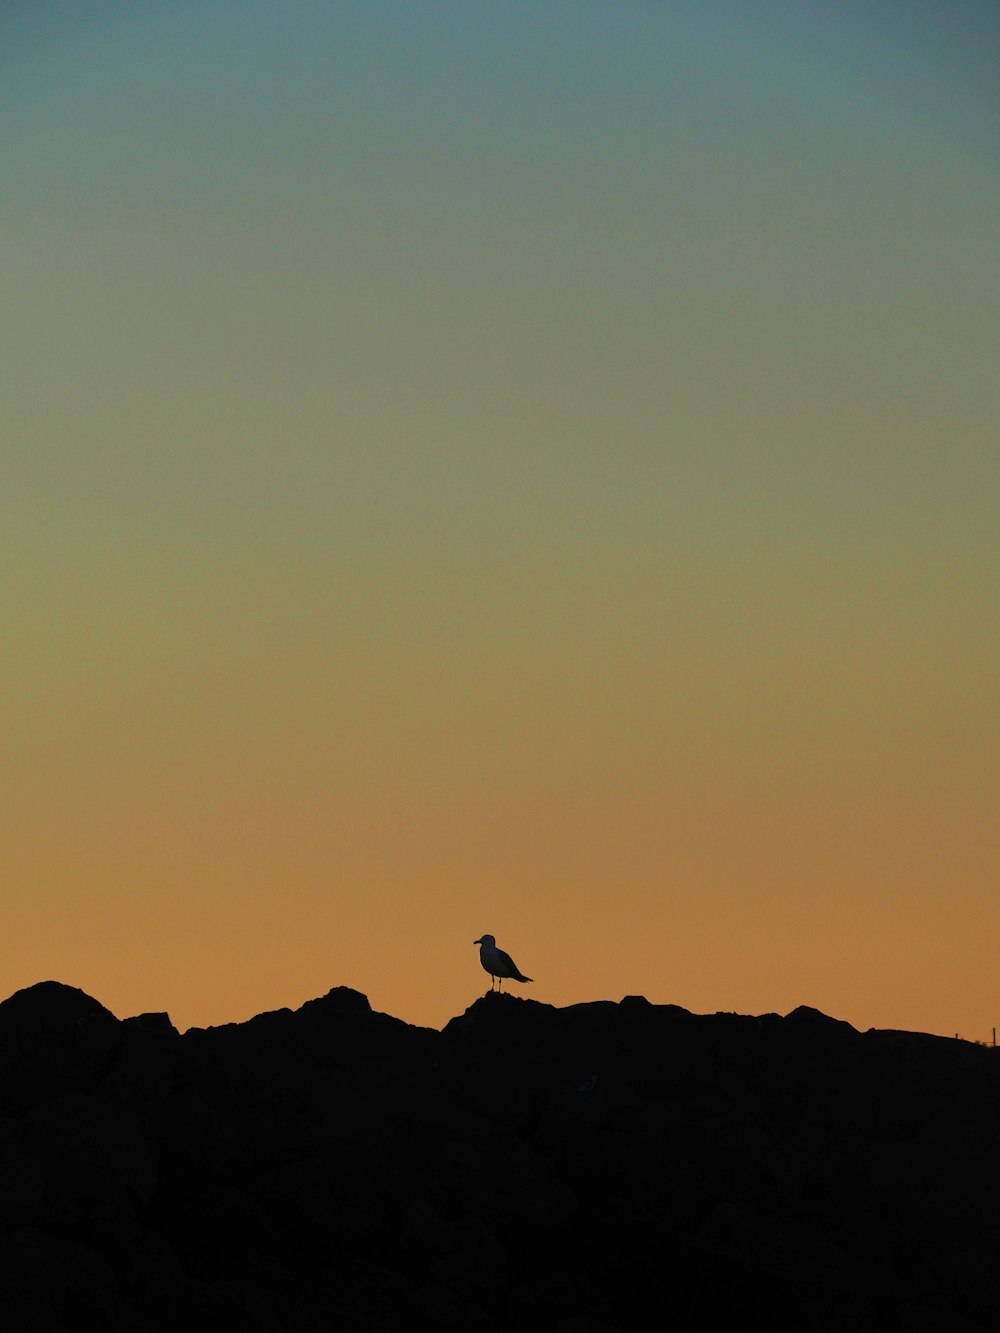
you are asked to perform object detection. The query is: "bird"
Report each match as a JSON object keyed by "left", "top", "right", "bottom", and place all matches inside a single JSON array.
[{"left": 473, "top": 934, "right": 533, "bottom": 992}]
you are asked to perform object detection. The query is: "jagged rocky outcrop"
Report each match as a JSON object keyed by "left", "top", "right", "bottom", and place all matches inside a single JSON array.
[{"left": 0, "top": 980, "right": 998, "bottom": 1331}]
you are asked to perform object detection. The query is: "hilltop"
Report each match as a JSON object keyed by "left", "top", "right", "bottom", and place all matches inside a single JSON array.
[{"left": 1, "top": 980, "right": 998, "bottom": 1330}]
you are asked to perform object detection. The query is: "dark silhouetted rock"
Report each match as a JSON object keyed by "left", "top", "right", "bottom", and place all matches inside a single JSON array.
[
  {"left": 0, "top": 982, "right": 122, "bottom": 1115},
  {"left": 1, "top": 981, "right": 1000, "bottom": 1330}
]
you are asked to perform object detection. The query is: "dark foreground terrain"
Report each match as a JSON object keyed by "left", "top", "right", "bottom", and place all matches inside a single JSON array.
[{"left": 1, "top": 981, "right": 999, "bottom": 1331}]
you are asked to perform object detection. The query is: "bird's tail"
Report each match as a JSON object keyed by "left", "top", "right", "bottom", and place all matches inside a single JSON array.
[{"left": 515, "top": 974, "right": 533, "bottom": 984}]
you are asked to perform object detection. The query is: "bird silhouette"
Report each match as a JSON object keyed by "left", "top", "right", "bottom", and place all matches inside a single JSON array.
[{"left": 473, "top": 934, "right": 533, "bottom": 992}]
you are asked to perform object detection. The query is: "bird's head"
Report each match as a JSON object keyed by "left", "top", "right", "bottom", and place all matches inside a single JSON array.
[{"left": 473, "top": 935, "right": 495, "bottom": 947}]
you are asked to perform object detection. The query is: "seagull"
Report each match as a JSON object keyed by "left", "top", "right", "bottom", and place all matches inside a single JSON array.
[{"left": 473, "top": 934, "right": 533, "bottom": 992}]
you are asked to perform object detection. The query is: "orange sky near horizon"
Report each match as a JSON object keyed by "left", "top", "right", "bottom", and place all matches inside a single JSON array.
[{"left": 4, "top": 3, "right": 998, "bottom": 1040}]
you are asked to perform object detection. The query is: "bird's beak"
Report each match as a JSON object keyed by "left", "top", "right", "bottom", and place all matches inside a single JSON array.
[{"left": 473, "top": 938, "right": 482, "bottom": 945}]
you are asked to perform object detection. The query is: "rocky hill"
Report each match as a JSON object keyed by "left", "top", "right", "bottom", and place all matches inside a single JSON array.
[{"left": 1, "top": 980, "right": 998, "bottom": 1331}]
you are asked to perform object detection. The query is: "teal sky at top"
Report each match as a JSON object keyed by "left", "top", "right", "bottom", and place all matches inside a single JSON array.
[
  {"left": 7, "top": 3, "right": 998, "bottom": 510},
  {"left": 6, "top": 1, "right": 998, "bottom": 591}
]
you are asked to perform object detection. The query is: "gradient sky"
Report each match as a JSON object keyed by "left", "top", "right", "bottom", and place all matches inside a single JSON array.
[{"left": 4, "top": 2, "right": 998, "bottom": 1038}]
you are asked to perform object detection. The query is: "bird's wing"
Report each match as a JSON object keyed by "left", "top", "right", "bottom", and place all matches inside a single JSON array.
[{"left": 496, "top": 948, "right": 518, "bottom": 976}]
